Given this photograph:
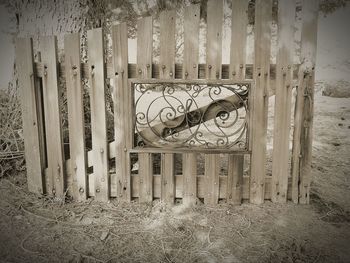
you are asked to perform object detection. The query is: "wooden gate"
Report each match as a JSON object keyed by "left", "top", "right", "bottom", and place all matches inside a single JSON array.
[{"left": 15, "top": 0, "right": 319, "bottom": 205}]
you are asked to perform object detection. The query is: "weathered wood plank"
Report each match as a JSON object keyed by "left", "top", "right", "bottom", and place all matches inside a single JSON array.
[
  {"left": 112, "top": 23, "right": 131, "bottom": 201},
  {"left": 161, "top": 153, "right": 175, "bottom": 203},
  {"left": 292, "top": 0, "right": 319, "bottom": 204},
  {"left": 227, "top": 155, "right": 244, "bottom": 204},
  {"left": 137, "top": 16, "right": 153, "bottom": 79},
  {"left": 87, "top": 28, "right": 109, "bottom": 201},
  {"left": 204, "top": 154, "right": 220, "bottom": 205},
  {"left": 183, "top": 4, "right": 200, "bottom": 79},
  {"left": 64, "top": 33, "right": 88, "bottom": 200},
  {"left": 230, "top": 0, "right": 249, "bottom": 80},
  {"left": 138, "top": 153, "right": 153, "bottom": 202},
  {"left": 183, "top": 153, "right": 197, "bottom": 206},
  {"left": 40, "top": 36, "right": 65, "bottom": 197},
  {"left": 249, "top": 0, "right": 272, "bottom": 204},
  {"left": 16, "top": 38, "right": 45, "bottom": 194},
  {"left": 271, "top": 0, "right": 296, "bottom": 203},
  {"left": 159, "top": 9, "right": 176, "bottom": 203},
  {"left": 206, "top": 0, "right": 223, "bottom": 79},
  {"left": 159, "top": 10, "right": 176, "bottom": 79}
]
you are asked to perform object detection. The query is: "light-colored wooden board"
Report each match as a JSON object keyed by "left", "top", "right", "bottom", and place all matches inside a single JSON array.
[
  {"left": 230, "top": 0, "right": 249, "bottom": 80},
  {"left": 271, "top": 0, "right": 296, "bottom": 203},
  {"left": 292, "top": 0, "right": 319, "bottom": 204},
  {"left": 204, "top": 154, "right": 220, "bottom": 205},
  {"left": 138, "top": 153, "right": 153, "bottom": 202},
  {"left": 137, "top": 16, "right": 153, "bottom": 79},
  {"left": 112, "top": 23, "right": 131, "bottom": 201},
  {"left": 40, "top": 36, "right": 65, "bottom": 197},
  {"left": 159, "top": 10, "right": 176, "bottom": 79},
  {"left": 87, "top": 28, "right": 109, "bottom": 201},
  {"left": 64, "top": 33, "right": 88, "bottom": 200},
  {"left": 183, "top": 153, "right": 197, "bottom": 205},
  {"left": 206, "top": 0, "right": 223, "bottom": 79},
  {"left": 249, "top": 0, "right": 272, "bottom": 204},
  {"left": 161, "top": 153, "right": 175, "bottom": 203},
  {"left": 183, "top": 4, "right": 200, "bottom": 79},
  {"left": 227, "top": 155, "right": 244, "bottom": 204},
  {"left": 16, "top": 38, "right": 45, "bottom": 194}
]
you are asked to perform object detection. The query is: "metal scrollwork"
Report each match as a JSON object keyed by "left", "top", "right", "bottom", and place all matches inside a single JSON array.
[{"left": 133, "top": 82, "right": 250, "bottom": 151}]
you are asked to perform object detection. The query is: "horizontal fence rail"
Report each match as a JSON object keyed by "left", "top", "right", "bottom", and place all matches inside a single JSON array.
[{"left": 16, "top": 0, "right": 319, "bottom": 205}]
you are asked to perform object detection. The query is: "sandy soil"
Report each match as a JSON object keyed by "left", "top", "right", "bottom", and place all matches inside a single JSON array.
[{"left": 0, "top": 84, "right": 349, "bottom": 263}]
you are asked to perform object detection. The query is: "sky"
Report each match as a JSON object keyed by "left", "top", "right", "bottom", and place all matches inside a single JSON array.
[{"left": 1, "top": 3, "right": 350, "bottom": 89}]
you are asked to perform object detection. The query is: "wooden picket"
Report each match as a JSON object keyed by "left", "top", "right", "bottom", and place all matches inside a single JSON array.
[{"left": 16, "top": 1, "right": 319, "bottom": 206}]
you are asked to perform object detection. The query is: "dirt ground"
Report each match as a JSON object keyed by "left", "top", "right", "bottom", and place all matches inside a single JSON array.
[{"left": 0, "top": 85, "right": 349, "bottom": 263}]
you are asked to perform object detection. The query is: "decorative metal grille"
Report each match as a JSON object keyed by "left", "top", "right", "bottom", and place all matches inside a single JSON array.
[{"left": 133, "top": 81, "right": 250, "bottom": 151}]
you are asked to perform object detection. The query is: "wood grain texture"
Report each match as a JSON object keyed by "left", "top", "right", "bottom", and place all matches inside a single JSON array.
[
  {"left": 227, "top": 155, "right": 244, "bottom": 204},
  {"left": 112, "top": 23, "right": 131, "bottom": 201},
  {"left": 16, "top": 38, "right": 45, "bottom": 194},
  {"left": 64, "top": 33, "right": 88, "bottom": 200},
  {"left": 230, "top": 0, "right": 249, "bottom": 80},
  {"left": 159, "top": 10, "right": 176, "bottom": 79},
  {"left": 292, "top": 0, "right": 319, "bottom": 204},
  {"left": 204, "top": 154, "right": 220, "bottom": 205},
  {"left": 40, "top": 36, "right": 65, "bottom": 197},
  {"left": 271, "top": 0, "right": 296, "bottom": 203},
  {"left": 138, "top": 153, "right": 153, "bottom": 202},
  {"left": 161, "top": 153, "right": 175, "bottom": 203},
  {"left": 183, "top": 4, "right": 200, "bottom": 79},
  {"left": 87, "top": 28, "right": 109, "bottom": 201},
  {"left": 137, "top": 17, "right": 153, "bottom": 78},
  {"left": 183, "top": 153, "right": 197, "bottom": 206},
  {"left": 249, "top": 0, "right": 272, "bottom": 204},
  {"left": 206, "top": 0, "right": 223, "bottom": 79}
]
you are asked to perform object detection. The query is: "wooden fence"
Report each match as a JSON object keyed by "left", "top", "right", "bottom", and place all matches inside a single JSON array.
[{"left": 15, "top": 0, "right": 319, "bottom": 205}]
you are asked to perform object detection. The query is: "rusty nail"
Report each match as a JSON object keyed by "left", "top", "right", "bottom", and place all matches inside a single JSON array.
[
  {"left": 232, "top": 71, "right": 236, "bottom": 76},
  {"left": 146, "top": 63, "right": 150, "bottom": 68},
  {"left": 185, "top": 72, "right": 189, "bottom": 77},
  {"left": 79, "top": 187, "right": 84, "bottom": 193},
  {"left": 96, "top": 188, "right": 100, "bottom": 193},
  {"left": 52, "top": 189, "right": 56, "bottom": 194},
  {"left": 169, "top": 71, "right": 173, "bottom": 76},
  {"left": 138, "top": 69, "right": 142, "bottom": 74},
  {"left": 208, "top": 65, "right": 212, "bottom": 69},
  {"left": 162, "top": 65, "right": 166, "bottom": 69},
  {"left": 193, "top": 64, "right": 197, "bottom": 68}
]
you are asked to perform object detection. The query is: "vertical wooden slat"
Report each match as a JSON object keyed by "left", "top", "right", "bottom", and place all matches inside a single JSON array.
[
  {"left": 112, "top": 23, "right": 130, "bottom": 201},
  {"left": 292, "top": 0, "right": 319, "bottom": 204},
  {"left": 183, "top": 153, "right": 197, "bottom": 206},
  {"left": 205, "top": 0, "right": 223, "bottom": 204},
  {"left": 139, "top": 153, "right": 153, "bottom": 202},
  {"left": 159, "top": 10, "right": 176, "bottom": 79},
  {"left": 228, "top": 0, "right": 248, "bottom": 204},
  {"left": 16, "top": 38, "right": 45, "bottom": 194},
  {"left": 137, "top": 17, "right": 153, "bottom": 79},
  {"left": 65, "top": 33, "right": 88, "bottom": 200},
  {"left": 230, "top": 0, "right": 249, "bottom": 81},
  {"left": 206, "top": 0, "right": 223, "bottom": 79},
  {"left": 159, "top": 10, "right": 176, "bottom": 203},
  {"left": 205, "top": 154, "right": 220, "bottom": 205},
  {"left": 271, "top": 0, "right": 296, "bottom": 203},
  {"left": 183, "top": 4, "right": 200, "bottom": 79},
  {"left": 227, "top": 155, "right": 244, "bottom": 204},
  {"left": 136, "top": 16, "right": 154, "bottom": 202},
  {"left": 250, "top": 0, "right": 272, "bottom": 204},
  {"left": 182, "top": 4, "right": 200, "bottom": 205},
  {"left": 161, "top": 153, "right": 175, "bottom": 203},
  {"left": 40, "top": 36, "right": 65, "bottom": 197},
  {"left": 87, "top": 28, "right": 109, "bottom": 201}
]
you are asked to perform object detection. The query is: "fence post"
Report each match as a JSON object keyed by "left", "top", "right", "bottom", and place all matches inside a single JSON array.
[
  {"left": 87, "top": 28, "right": 110, "bottom": 201},
  {"left": 292, "top": 0, "right": 319, "bottom": 204},
  {"left": 16, "top": 38, "right": 45, "bottom": 194},
  {"left": 250, "top": 0, "right": 272, "bottom": 204},
  {"left": 40, "top": 36, "right": 66, "bottom": 197},
  {"left": 271, "top": 0, "right": 296, "bottom": 203}
]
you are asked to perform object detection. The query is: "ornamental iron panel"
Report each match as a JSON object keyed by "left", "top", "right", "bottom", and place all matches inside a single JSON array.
[{"left": 132, "top": 80, "right": 251, "bottom": 152}]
